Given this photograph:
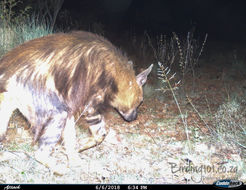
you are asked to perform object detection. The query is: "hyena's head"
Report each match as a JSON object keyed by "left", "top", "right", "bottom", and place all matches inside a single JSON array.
[{"left": 111, "top": 63, "right": 153, "bottom": 122}]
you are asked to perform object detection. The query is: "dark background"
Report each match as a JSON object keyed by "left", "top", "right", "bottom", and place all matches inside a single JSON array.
[{"left": 60, "top": 0, "right": 246, "bottom": 42}]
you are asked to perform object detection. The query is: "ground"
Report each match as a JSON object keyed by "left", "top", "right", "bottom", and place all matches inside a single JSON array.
[{"left": 0, "top": 41, "right": 246, "bottom": 184}]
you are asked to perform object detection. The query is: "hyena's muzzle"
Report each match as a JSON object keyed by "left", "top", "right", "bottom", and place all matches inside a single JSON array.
[{"left": 118, "top": 109, "right": 138, "bottom": 122}]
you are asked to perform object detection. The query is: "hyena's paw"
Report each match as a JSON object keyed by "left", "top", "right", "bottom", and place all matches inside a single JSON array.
[
  {"left": 78, "top": 135, "right": 107, "bottom": 152},
  {"left": 78, "top": 119, "right": 108, "bottom": 152},
  {"left": 34, "top": 150, "right": 69, "bottom": 175}
]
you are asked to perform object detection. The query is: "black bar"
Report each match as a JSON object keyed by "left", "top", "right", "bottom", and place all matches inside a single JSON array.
[{"left": 0, "top": 184, "right": 217, "bottom": 190}]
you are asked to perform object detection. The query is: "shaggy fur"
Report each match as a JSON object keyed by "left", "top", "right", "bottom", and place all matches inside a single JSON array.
[{"left": 0, "top": 31, "right": 153, "bottom": 173}]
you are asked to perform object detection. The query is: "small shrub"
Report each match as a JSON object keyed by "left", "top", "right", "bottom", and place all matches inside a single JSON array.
[
  {"left": 173, "top": 30, "right": 207, "bottom": 90},
  {"left": 0, "top": 0, "right": 31, "bottom": 55},
  {"left": 214, "top": 98, "right": 246, "bottom": 153},
  {"left": 0, "top": 0, "right": 31, "bottom": 27},
  {"left": 0, "top": 0, "right": 54, "bottom": 57},
  {"left": 173, "top": 31, "right": 207, "bottom": 78},
  {"left": 145, "top": 32, "right": 178, "bottom": 69},
  {"left": 0, "top": 0, "right": 64, "bottom": 58},
  {"left": 14, "top": 16, "right": 53, "bottom": 44},
  {"left": 0, "top": 17, "right": 53, "bottom": 57}
]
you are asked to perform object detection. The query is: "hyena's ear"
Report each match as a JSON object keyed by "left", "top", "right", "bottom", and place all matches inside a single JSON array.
[{"left": 136, "top": 64, "right": 153, "bottom": 86}]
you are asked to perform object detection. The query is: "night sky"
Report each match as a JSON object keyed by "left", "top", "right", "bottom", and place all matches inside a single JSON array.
[{"left": 61, "top": 0, "right": 246, "bottom": 41}]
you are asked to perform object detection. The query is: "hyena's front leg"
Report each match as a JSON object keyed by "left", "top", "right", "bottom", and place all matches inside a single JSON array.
[
  {"left": 34, "top": 111, "right": 68, "bottom": 174},
  {"left": 78, "top": 113, "right": 107, "bottom": 152}
]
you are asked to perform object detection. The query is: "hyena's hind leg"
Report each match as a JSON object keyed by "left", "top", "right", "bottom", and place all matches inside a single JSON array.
[
  {"left": 34, "top": 111, "right": 69, "bottom": 174},
  {"left": 78, "top": 114, "right": 107, "bottom": 152},
  {"left": 0, "top": 92, "right": 17, "bottom": 141}
]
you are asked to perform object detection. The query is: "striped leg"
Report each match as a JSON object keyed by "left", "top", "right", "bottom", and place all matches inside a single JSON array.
[
  {"left": 34, "top": 111, "right": 68, "bottom": 175},
  {"left": 78, "top": 114, "right": 107, "bottom": 152}
]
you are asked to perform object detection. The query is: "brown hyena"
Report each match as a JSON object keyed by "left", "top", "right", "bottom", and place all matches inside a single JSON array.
[{"left": 0, "top": 31, "right": 153, "bottom": 174}]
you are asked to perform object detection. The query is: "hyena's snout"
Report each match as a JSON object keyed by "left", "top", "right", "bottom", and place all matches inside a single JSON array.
[{"left": 119, "top": 109, "right": 137, "bottom": 122}]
